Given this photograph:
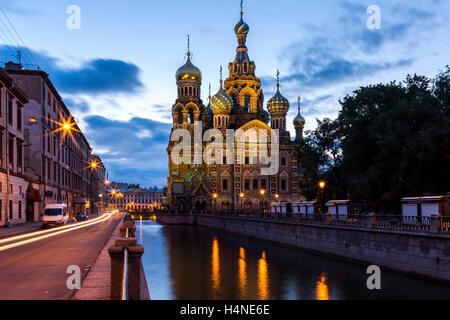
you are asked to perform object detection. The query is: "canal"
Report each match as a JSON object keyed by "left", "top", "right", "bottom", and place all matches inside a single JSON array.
[{"left": 137, "top": 220, "right": 450, "bottom": 300}]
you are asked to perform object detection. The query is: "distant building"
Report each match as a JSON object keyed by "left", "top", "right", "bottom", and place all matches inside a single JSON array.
[
  {"left": 110, "top": 184, "right": 164, "bottom": 212},
  {"left": 0, "top": 68, "right": 29, "bottom": 225}
]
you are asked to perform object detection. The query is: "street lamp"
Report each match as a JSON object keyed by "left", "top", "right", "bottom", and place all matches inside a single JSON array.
[
  {"left": 240, "top": 193, "right": 245, "bottom": 215},
  {"left": 319, "top": 181, "right": 326, "bottom": 213},
  {"left": 213, "top": 193, "right": 218, "bottom": 214},
  {"left": 260, "top": 189, "right": 266, "bottom": 216}
]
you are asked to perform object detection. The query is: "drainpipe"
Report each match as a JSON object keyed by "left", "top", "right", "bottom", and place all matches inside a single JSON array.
[{"left": 41, "top": 78, "right": 46, "bottom": 214}]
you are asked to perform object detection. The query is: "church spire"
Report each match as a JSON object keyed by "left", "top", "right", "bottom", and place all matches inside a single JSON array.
[{"left": 219, "top": 65, "right": 223, "bottom": 89}]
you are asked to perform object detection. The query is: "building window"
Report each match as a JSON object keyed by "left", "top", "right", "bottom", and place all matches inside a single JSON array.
[
  {"left": 281, "top": 157, "right": 287, "bottom": 166},
  {"left": 8, "top": 97, "right": 13, "bottom": 125},
  {"left": 222, "top": 179, "right": 228, "bottom": 191},
  {"left": 18, "top": 201, "right": 22, "bottom": 219},
  {"left": 281, "top": 179, "right": 287, "bottom": 191},
  {"left": 252, "top": 179, "right": 258, "bottom": 190},
  {"left": 8, "top": 137, "right": 14, "bottom": 168},
  {"left": 17, "top": 103, "right": 22, "bottom": 131},
  {"left": 17, "top": 141, "right": 22, "bottom": 169},
  {"left": 244, "top": 179, "right": 250, "bottom": 191},
  {"left": 245, "top": 157, "right": 249, "bottom": 165},
  {"left": 261, "top": 179, "right": 266, "bottom": 190}
]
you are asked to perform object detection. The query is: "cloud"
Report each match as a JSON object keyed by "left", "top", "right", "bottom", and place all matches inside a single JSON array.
[
  {"left": 83, "top": 115, "right": 171, "bottom": 187},
  {"left": 63, "top": 96, "right": 90, "bottom": 113},
  {"left": 0, "top": 45, "right": 144, "bottom": 95}
]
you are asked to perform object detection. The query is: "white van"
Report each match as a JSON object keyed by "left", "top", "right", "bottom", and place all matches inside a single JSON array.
[{"left": 42, "top": 204, "right": 69, "bottom": 228}]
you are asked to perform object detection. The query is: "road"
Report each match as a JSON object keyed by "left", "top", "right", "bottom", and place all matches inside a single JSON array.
[{"left": 0, "top": 212, "right": 123, "bottom": 300}]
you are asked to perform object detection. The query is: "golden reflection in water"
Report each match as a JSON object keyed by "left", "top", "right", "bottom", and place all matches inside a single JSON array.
[
  {"left": 315, "top": 272, "right": 330, "bottom": 300},
  {"left": 257, "top": 251, "right": 269, "bottom": 300},
  {"left": 211, "top": 237, "right": 220, "bottom": 297},
  {"left": 238, "top": 247, "right": 247, "bottom": 298}
]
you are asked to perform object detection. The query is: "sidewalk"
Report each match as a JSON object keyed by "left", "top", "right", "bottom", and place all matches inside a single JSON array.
[
  {"left": 0, "top": 222, "right": 43, "bottom": 239},
  {"left": 72, "top": 213, "right": 124, "bottom": 300}
]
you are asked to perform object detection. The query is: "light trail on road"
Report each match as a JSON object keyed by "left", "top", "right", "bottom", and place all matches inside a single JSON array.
[
  {"left": 0, "top": 213, "right": 114, "bottom": 245},
  {"left": 0, "top": 213, "right": 115, "bottom": 253}
]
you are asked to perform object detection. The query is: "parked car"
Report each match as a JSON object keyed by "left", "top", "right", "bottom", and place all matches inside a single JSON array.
[{"left": 75, "top": 212, "right": 89, "bottom": 221}]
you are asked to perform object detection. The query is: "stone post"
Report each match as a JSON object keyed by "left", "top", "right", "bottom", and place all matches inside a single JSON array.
[
  {"left": 368, "top": 213, "right": 376, "bottom": 228},
  {"left": 429, "top": 215, "right": 441, "bottom": 234},
  {"left": 120, "top": 221, "right": 136, "bottom": 238},
  {"left": 326, "top": 213, "right": 333, "bottom": 225},
  {"left": 108, "top": 237, "right": 144, "bottom": 300}
]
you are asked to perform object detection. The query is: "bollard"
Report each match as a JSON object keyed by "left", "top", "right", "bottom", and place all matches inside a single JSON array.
[
  {"left": 108, "top": 237, "right": 144, "bottom": 300},
  {"left": 326, "top": 212, "right": 333, "bottom": 225},
  {"left": 368, "top": 213, "right": 376, "bottom": 228},
  {"left": 120, "top": 221, "right": 136, "bottom": 238},
  {"left": 429, "top": 215, "right": 441, "bottom": 234}
]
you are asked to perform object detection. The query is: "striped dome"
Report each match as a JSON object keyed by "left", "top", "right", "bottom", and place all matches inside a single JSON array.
[
  {"left": 267, "top": 89, "right": 290, "bottom": 114},
  {"left": 210, "top": 88, "right": 233, "bottom": 114},
  {"left": 234, "top": 17, "right": 249, "bottom": 35}
]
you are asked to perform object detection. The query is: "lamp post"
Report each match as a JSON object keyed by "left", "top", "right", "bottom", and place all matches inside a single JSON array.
[
  {"left": 240, "top": 193, "right": 245, "bottom": 217},
  {"left": 319, "top": 181, "right": 326, "bottom": 213},
  {"left": 260, "top": 189, "right": 266, "bottom": 217},
  {"left": 213, "top": 193, "right": 218, "bottom": 215}
]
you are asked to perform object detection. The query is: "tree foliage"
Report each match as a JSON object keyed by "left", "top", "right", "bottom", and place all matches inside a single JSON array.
[{"left": 297, "top": 66, "right": 450, "bottom": 212}]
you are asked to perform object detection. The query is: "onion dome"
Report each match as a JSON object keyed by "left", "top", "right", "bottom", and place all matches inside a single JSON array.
[
  {"left": 234, "top": 18, "right": 249, "bottom": 35},
  {"left": 210, "top": 67, "right": 233, "bottom": 114},
  {"left": 294, "top": 96, "right": 306, "bottom": 127},
  {"left": 176, "top": 53, "right": 202, "bottom": 81},
  {"left": 267, "top": 71, "right": 290, "bottom": 114},
  {"left": 211, "top": 88, "right": 233, "bottom": 114},
  {"left": 234, "top": 1, "right": 249, "bottom": 35}
]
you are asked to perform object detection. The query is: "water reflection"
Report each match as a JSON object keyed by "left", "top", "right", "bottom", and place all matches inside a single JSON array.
[
  {"left": 238, "top": 247, "right": 247, "bottom": 299},
  {"left": 257, "top": 251, "right": 269, "bottom": 300},
  {"left": 138, "top": 221, "right": 450, "bottom": 300},
  {"left": 211, "top": 237, "right": 221, "bottom": 298},
  {"left": 315, "top": 272, "right": 329, "bottom": 300}
]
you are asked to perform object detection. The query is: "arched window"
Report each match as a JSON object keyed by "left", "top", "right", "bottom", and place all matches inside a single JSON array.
[
  {"left": 177, "top": 109, "right": 183, "bottom": 124},
  {"left": 189, "top": 109, "right": 194, "bottom": 124}
]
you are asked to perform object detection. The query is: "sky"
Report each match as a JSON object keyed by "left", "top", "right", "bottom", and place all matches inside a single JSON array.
[{"left": 0, "top": 0, "right": 449, "bottom": 187}]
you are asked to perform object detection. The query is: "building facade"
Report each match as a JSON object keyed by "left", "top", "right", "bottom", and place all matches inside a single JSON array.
[
  {"left": 111, "top": 185, "right": 164, "bottom": 212},
  {"left": 0, "top": 68, "right": 29, "bottom": 226},
  {"left": 3, "top": 63, "right": 105, "bottom": 221},
  {"left": 166, "top": 6, "right": 306, "bottom": 213}
]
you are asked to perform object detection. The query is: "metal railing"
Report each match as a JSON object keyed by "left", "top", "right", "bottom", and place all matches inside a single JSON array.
[
  {"left": 442, "top": 217, "right": 450, "bottom": 233},
  {"left": 165, "top": 210, "right": 450, "bottom": 234},
  {"left": 121, "top": 228, "right": 129, "bottom": 300}
]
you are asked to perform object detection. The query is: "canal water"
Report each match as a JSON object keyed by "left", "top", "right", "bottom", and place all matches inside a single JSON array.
[{"left": 137, "top": 220, "right": 450, "bottom": 300}]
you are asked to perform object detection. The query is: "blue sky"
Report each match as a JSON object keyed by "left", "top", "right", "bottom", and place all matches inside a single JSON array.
[{"left": 0, "top": 0, "right": 449, "bottom": 187}]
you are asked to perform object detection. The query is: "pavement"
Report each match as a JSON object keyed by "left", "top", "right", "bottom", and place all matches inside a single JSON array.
[
  {"left": 0, "top": 222, "right": 43, "bottom": 240},
  {"left": 0, "top": 212, "right": 123, "bottom": 300}
]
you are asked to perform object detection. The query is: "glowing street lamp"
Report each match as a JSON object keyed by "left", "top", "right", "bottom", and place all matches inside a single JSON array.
[
  {"left": 319, "top": 181, "right": 326, "bottom": 189},
  {"left": 212, "top": 193, "right": 218, "bottom": 213}
]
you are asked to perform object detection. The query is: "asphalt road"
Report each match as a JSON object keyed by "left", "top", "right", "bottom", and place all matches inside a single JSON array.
[{"left": 0, "top": 213, "right": 123, "bottom": 300}]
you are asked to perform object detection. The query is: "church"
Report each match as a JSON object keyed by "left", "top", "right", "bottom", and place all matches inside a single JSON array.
[{"left": 166, "top": 3, "right": 306, "bottom": 213}]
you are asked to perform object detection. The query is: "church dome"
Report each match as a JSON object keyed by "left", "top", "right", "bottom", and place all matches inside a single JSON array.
[
  {"left": 234, "top": 17, "right": 249, "bottom": 35},
  {"left": 176, "top": 54, "right": 202, "bottom": 81},
  {"left": 294, "top": 113, "right": 305, "bottom": 127},
  {"left": 210, "top": 88, "right": 233, "bottom": 114},
  {"left": 267, "top": 89, "right": 290, "bottom": 114}
]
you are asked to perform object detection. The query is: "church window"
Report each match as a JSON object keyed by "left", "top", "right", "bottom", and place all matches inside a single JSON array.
[
  {"left": 244, "top": 179, "right": 250, "bottom": 191},
  {"left": 222, "top": 179, "right": 228, "bottom": 191},
  {"left": 252, "top": 179, "right": 258, "bottom": 190},
  {"left": 281, "top": 179, "right": 287, "bottom": 191},
  {"left": 281, "top": 157, "right": 287, "bottom": 166}
]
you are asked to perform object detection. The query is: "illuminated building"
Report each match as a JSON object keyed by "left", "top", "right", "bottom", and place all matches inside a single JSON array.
[
  {"left": 3, "top": 63, "right": 105, "bottom": 220},
  {"left": 166, "top": 4, "right": 305, "bottom": 213}
]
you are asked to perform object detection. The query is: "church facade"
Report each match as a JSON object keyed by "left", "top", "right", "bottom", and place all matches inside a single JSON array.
[{"left": 166, "top": 5, "right": 306, "bottom": 213}]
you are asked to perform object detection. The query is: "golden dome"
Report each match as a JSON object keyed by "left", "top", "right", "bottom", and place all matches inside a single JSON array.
[{"left": 176, "top": 54, "right": 202, "bottom": 81}]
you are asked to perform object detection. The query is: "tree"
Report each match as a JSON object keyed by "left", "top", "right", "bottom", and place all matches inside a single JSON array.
[{"left": 297, "top": 66, "right": 450, "bottom": 213}]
